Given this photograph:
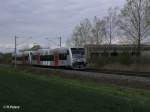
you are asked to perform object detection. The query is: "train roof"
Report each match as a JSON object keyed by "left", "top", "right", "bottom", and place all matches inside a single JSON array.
[
  {"left": 14, "top": 47, "right": 85, "bottom": 56},
  {"left": 53, "top": 47, "right": 84, "bottom": 52}
]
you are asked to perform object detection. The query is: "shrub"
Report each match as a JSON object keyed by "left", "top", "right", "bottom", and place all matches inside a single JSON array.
[{"left": 119, "top": 52, "right": 131, "bottom": 65}]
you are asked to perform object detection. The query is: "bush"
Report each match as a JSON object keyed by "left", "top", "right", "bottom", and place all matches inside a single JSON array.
[
  {"left": 94, "top": 57, "right": 111, "bottom": 67},
  {"left": 119, "top": 52, "right": 131, "bottom": 65},
  {"left": 0, "top": 53, "right": 12, "bottom": 64}
]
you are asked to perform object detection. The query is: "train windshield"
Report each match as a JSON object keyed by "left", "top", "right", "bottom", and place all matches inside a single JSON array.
[{"left": 71, "top": 48, "right": 85, "bottom": 58}]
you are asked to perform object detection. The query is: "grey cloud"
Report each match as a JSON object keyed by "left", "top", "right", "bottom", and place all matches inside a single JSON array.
[{"left": 0, "top": 0, "right": 125, "bottom": 52}]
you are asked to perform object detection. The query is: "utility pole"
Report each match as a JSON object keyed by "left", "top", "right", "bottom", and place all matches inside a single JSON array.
[
  {"left": 14, "top": 36, "right": 17, "bottom": 68},
  {"left": 59, "top": 36, "right": 61, "bottom": 48}
]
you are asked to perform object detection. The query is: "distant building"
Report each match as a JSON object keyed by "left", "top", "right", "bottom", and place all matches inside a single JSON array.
[{"left": 85, "top": 44, "right": 150, "bottom": 63}]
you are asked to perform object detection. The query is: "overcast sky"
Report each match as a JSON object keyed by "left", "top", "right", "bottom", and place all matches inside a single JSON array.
[{"left": 0, "top": 0, "right": 125, "bottom": 52}]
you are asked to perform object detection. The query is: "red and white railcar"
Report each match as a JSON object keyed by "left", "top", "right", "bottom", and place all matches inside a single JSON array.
[{"left": 13, "top": 47, "right": 86, "bottom": 69}]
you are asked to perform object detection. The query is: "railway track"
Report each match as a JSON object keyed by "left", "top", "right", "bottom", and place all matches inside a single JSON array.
[
  {"left": 84, "top": 69, "right": 150, "bottom": 78},
  {"left": 35, "top": 66, "right": 150, "bottom": 78},
  {"left": 48, "top": 68, "right": 150, "bottom": 90}
]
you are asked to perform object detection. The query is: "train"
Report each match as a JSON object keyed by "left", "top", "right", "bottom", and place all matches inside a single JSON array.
[{"left": 12, "top": 47, "right": 86, "bottom": 69}]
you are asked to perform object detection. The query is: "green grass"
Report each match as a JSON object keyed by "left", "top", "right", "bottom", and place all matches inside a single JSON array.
[{"left": 0, "top": 68, "right": 150, "bottom": 112}]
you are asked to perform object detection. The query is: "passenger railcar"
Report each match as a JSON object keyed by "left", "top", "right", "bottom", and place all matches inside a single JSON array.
[
  {"left": 12, "top": 51, "right": 32, "bottom": 65},
  {"left": 12, "top": 47, "right": 86, "bottom": 69}
]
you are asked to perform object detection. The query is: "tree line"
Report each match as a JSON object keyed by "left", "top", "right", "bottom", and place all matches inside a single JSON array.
[{"left": 67, "top": 0, "right": 150, "bottom": 54}]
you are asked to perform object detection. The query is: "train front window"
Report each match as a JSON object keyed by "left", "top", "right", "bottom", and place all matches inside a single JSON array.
[{"left": 71, "top": 48, "right": 85, "bottom": 58}]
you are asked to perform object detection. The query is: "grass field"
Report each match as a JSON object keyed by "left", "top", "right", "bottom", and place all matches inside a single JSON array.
[{"left": 0, "top": 68, "right": 150, "bottom": 112}]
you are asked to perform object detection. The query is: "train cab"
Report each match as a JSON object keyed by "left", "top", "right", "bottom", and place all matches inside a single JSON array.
[{"left": 70, "top": 48, "right": 86, "bottom": 69}]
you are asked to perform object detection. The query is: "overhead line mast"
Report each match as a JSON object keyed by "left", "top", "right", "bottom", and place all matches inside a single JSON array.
[{"left": 14, "top": 36, "right": 17, "bottom": 68}]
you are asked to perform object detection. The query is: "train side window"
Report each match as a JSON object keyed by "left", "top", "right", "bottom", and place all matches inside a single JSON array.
[
  {"left": 67, "top": 50, "right": 69, "bottom": 55},
  {"left": 32, "top": 55, "right": 36, "bottom": 60},
  {"left": 44, "top": 55, "right": 48, "bottom": 61},
  {"left": 42, "top": 56, "right": 45, "bottom": 61},
  {"left": 40, "top": 56, "right": 43, "bottom": 61},
  {"left": 48, "top": 55, "right": 54, "bottom": 61},
  {"left": 45, "top": 55, "right": 48, "bottom": 61},
  {"left": 59, "top": 54, "right": 67, "bottom": 60},
  {"left": 51, "top": 55, "right": 54, "bottom": 61},
  {"left": 41, "top": 55, "right": 45, "bottom": 61}
]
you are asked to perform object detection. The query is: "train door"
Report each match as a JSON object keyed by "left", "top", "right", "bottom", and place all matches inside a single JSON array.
[
  {"left": 45, "top": 51, "right": 48, "bottom": 66},
  {"left": 36, "top": 53, "right": 40, "bottom": 65},
  {"left": 25, "top": 55, "right": 29, "bottom": 64},
  {"left": 22, "top": 55, "right": 28, "bottom": 65},
  {"left": 54, "top": 53, "right": 59, "bottom": 66}
]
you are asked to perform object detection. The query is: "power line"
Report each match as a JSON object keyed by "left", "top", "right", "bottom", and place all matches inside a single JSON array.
[{"left": 45, "top": 36, "right": 62, "bottom": 48}]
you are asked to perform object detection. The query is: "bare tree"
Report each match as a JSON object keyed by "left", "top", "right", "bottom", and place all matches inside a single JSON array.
[
  {"left": 104, "top": 7, "right": 119, "bottom": 45},
  {"left": 72, "top": 26, "right": 82, "bottom": 47},
  {"left": 92, "top": 16, "right": 107, "bottom": 44},
  {"left": 79, "top": 18, "right": 92, "bottom": 46},
  {"left": 118, "top": 0, "right": 150, "bottom": 54},
  {"left": 68, "top": 18, "right": 92, "bottom": 47}
]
